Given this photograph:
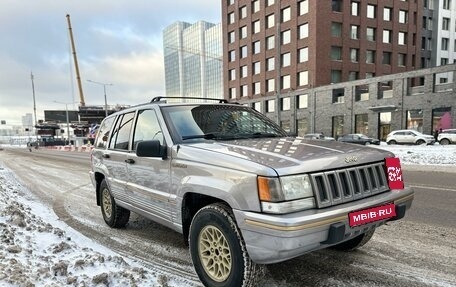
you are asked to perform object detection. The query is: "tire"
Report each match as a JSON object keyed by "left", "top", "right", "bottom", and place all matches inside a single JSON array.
[
  {"left": 387, "top": 140, "right": 396, "bottom": 145},
  {"left": 189, "top": 203, "right": 262, "bottom": 287},
  {"left": 331, "top": 229, "right": 375, "bottom": 251},
  {"left": 415, "top": 139, "right": 425, "bottom": 145},
  {"left": 440, "top": 138, "right": 450, "bottom": 145},
  {"left": 100, "top": 179, "right": 130, "bottom": 228},
  {"left": 364, "top": 141, "right": 370, "bottom": 146}
]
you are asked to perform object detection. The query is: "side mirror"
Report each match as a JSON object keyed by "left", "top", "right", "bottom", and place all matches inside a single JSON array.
[{"left": 136, "top": 140, "right": 167, "bottom": 159}]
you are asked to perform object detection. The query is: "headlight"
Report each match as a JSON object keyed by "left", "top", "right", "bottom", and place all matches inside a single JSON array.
[{"left": 257, "top": 175, "right": 315, "bottom": 213}]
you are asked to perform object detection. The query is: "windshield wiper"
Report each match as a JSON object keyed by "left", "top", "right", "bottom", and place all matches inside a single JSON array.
[{"left": 182, "top": 133, "right": 217, "bottom": 140}]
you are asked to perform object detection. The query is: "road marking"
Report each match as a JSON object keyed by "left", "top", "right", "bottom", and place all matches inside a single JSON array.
[{"left": 410, "top": 185, "right": 456, "bottom": 192}]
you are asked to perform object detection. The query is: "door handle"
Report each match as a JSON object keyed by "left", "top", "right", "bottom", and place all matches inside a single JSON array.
[
  {"left": 102, "top": 154, "right": 110, "bottom": 158},
  {"left": 125, "top": 158, "right": 135, "bottom": 164}
]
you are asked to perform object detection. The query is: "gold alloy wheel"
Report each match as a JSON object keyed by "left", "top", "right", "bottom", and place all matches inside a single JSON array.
[
  {"left": 198, "top": 225, "right": 232, "bottom": 282},
  {"left": 102, "top": 188, "right": 112, "bottom": 219}
]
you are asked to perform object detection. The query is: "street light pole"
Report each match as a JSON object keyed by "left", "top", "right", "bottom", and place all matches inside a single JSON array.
[{"left": 87, "top": 80, "right": 113, "bottom": 117}]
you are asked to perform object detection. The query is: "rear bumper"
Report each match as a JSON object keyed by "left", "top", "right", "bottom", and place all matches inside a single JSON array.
[{"left": 233, "top": 187, "right": 414, "bottom": 264}]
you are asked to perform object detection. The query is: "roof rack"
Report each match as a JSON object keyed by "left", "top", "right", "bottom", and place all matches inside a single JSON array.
[{"left": 151, "top": 96, "right": 229, "bottom": 104}]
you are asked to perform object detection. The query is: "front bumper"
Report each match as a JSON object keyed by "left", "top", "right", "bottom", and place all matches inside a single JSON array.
[{"left": 233, "top": 187, "right": 414, "bottom": 264}]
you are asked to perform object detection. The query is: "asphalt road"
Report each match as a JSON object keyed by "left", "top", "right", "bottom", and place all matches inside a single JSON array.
[{"left": 1, "top": 147, "right": 455, "bottom": 287}]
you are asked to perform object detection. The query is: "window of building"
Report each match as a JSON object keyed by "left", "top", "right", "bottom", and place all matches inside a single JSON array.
[
  {"left": 228, "top": 12, "right": 235, "bottom": 24},
  {"left": 298, "top": 94, "right": 308, "bottom": 109},
  {"left": 241, "top": 65, "right": 248, "bottom": 78},
  {"left": 331, "top": 70, "right": 342, "bottom": 83},
  {"left": 253, "top": 101, "right": 261, "bottom": 112},
  {"left": 428, "top": 18, "right": 433, "bottom": 30},
  {"left": 267, "top": 0, "right": 275, "bottom": 7},
  {"left": 367, "top": 5, "right": 376, "bottom": 19},
  {"left": 266, "top": 99, "right": 275, "bottom": 113},
  {"left": 332, "top": 88, "right": 345, "bottom": 103},
  {"left": 253, "top": 40, "right": 260, "bottom": 54},
  {"left": 281, "top": 97, "right": 291, "bottom": 111},
  {"left": 240, "top": 6, "right": 247, "bottom": 19},
  {"left": 299, "top": 0, "right": 309, "bottom": 15},
  {"left": 378, "top": 81, "right": 393, "bottom": 99},
  {"left": 282, "top": 7, "right": 291, "bottom": 22},
  {"left": 281, "top": 30, "right": 291, "bottom": 45},
  {"left": 443, "top": 0, "right": 451, "bottom": 10},
  {"left": 331, "top": 46, "right": 342, "bottom": 61},
  {"left": 366, "top": 50, "right": 376, "bottom": 63},
  {"left": 398, "top": 32, "right": 407, "bottom": 45},
  {"left": 351, "top": 1, "right": 359, "bottom": 16},
  {"left": 399, "top": 10, "right": 408, "bottom": 24},
  {"left": 442, "top": 37, "right": 449, "bottom": 50},
  {"left": 227, "top": 0, "right": 234, "bottom": 5},
  {"left": 384, "top": 7, "right": 392, "bottom": 21},
  {"left": 240, "top": 46, "right": 247, "bottom": 58},
  {"left": 299, "top": 71, "right": 309, "bottom": 86},
  {"left": 348, "top": 71, "right": 359, "bottom": 81},
  {"left": 383, "top": 29, "right": 392, "bottom": 43},
  {"left": 367, "top": 27, "right": 376, "bottom": 41},
  {"left": 442, "top": 17, "right": 450, "bottom": 30},
  {"left": 300, "top": 23, "right": 309, "bottom": 39},
  {"left": 296, "top": 118, "right": 309, "bottom": 136},
  {"left": 241, "top": 85, "right": 248, "bottom": 97},
  {"left": 253, "top": 20, "right": 261, "bottom": 34},
  {"left": 350, "top": 48, "right": 359, "bottom": 62},
  {"left": 332, "top": 0, "right": 343, "bottom": 12},
  {"left": 299, "top": 47, "right": 309, "bottom": 62},
  {"left": 350, "top": 25, "right": 359, "bottom": 39},
  {"left": 282, "top": 75, "right": 291, "bottom": 90},
  {"left": 382, "top": 52, "right": 392, "bottom": 65},
  {"left": 331, "top": 22, "right": 342, "bottom": 37},
  {"left": 282, "top": 52, "right": 291, "bottom": 67},
  {"left": 253, "top": 82, "right": 261, "bottom": 95},
  {"left": 441, "top": 58, "right": 449, "bottom": 65},
  {"left": 267, "top": 35, "right": 275, "bottom": 50},
  {"left": 240, "top": 26, "right": 247, "bottom": 39},
  {"left": 406, "top": 110, "right": 423, "bottom": 132},
  {"left": 366, "top": 72, "right": 375, "bottom": 78},
  {"left": 267, "top": 79, "right": 275, "bottom": 92},
  {"left": 355, "top": 85, "right": 369, "bottom": 102},
  {"left": 229, "top": 87, "right": 236, "bottom": 99},
  {"left": 267, "top": 14, "right": 275, "bottom": 28},
  {"left": 332, "top": 116, "right": 344, "bottom": 139},
  {"left": 229, "top": 50, "right": 236, "bottom": 62},
  {"left": 355, "top": 114, "right": 369, "bottom": 134},
  {"left": 252, "top": 0, "right": 260, "bottom": 13},
  {"left": 228, "top": 31, "right": 235, "bottom": 43},
  {"left": 253, "top": 61, "right": 261, "bottom": 74},
  {"left": 267, "top": 57, "right": 275, "bottom": 71},
  {"left": 398, "top": 53, "right": 407, "bottom": 66},
  {"left": 229, "top": 69, "right": 236, "bottom": 81}
]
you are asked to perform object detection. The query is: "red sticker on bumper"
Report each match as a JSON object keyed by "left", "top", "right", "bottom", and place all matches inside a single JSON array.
[
  {"left": 349, "top": 203, "right": 396, "bottom": 227},
  {"left": 385, "top": 157, "right": 404, "bottom": 189}
]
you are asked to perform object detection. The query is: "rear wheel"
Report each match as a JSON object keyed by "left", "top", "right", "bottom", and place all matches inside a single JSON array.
[
  {"left": 440, "top": 138, "right": 450, "bottom": 145},
  {"left": 189, "top": 203, "right": 262, "bottom": 287},
  {"left": 387, "top": 140, "right": 397, "bottom": 145},
  {"left": 415, "top": 139, "right": 425, "bottom": 145},
  {"left": 100, "top": 179, "right": 130, "bottom": 228},
  {"left": 331, "top": 229, "right": 375, "bottom": 251}
]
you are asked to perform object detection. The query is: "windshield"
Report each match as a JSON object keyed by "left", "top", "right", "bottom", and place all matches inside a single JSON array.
[{"left": 161, "top": 104, "right": 287, "bottom": 142}]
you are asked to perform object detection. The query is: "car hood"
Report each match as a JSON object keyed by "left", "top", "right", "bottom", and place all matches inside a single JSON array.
[{"left": 176, "top": 137, "right": 395, "bottom": 176}]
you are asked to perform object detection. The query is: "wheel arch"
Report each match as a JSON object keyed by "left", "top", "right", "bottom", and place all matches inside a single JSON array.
[{"left": 94, "top": 172, "right": 106, "bottom": 206}]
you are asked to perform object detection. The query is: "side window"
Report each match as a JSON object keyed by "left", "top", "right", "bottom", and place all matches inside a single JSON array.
[
  {"left": 95, "top": 117, "right": 115, "bottom": 148},
  {"left": 108, "top": 112, "right": 135, "bottom": 150},
  {"left": 133, "top": 109, "right": 164, "bottom": 150}
]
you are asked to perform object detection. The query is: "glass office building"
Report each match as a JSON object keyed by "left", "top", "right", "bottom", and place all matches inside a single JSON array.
[{"left": 163, "top": 21, "right": 223, "bottom": 102}]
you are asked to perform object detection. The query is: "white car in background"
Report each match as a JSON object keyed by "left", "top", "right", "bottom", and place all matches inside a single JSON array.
[
  {"left": 386, "top": 130, "right": 435, "bottom": 145},
  {"left": 437, "top": 129, "right": 456, "bottom": 145}
]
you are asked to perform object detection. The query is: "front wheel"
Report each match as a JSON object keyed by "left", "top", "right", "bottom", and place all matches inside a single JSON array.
[
  {"left": 440, "top": 138, "right": 450, "bottom": 145},
  {"left": 387, "top": 140, "right": 397, "bottom": 145},
  {"left": 415, "top": 139, "right": 425, "bottom": 145},
  {"left": 100, "top": 179, "right": 130, "bottom": 228},
  {"left": 331, "top": 229, "right": 375, "bottom": 251},
  {"left": 189, "top": 203, "right": 262, "bottom": 287}
]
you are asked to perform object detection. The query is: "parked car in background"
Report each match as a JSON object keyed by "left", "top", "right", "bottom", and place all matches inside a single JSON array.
[
  {"left": 386, "top": 130, "right": 435, "bottom": 145},
  {"left": 337, "top": 134, "right": 380, "bottom": 145},
  {"left": 437, "top": 129, "right": 456, "bottom": 145},
  {"left": 303, "top": 133, "right": 335, "bottom": 141}
]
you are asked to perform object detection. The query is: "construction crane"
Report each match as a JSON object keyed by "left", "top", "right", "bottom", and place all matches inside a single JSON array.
[{"left": 66, "top": 14, "right": 85, "bottom": 106}]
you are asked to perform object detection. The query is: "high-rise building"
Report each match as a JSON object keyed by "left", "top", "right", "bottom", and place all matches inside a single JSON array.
[
  {"left": 422, "top": 0, "right": 456, "bottom": 83},
  {"left": 163, "top": 21, "right": 223, "bottom": 101},
  {"left": 222, "top": 0, "right": 422, "bottom": 101}
]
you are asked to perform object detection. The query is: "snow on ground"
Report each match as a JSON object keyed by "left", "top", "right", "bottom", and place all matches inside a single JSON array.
[{"left": 0, "top": 143, "right": 455, "bottom": 287}]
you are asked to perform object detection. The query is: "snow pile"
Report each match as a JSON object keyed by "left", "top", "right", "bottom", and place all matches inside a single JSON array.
[
  {"left": 0, "top": 166, "right": 172, "bottom": 287},
  {"left": 372, "top": 144, "right": 456, "bottom": 166}
]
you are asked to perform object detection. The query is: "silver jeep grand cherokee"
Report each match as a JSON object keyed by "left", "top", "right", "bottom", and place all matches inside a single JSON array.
[{"left": 90, "top": 97, "right": 414, "bottom": 287}]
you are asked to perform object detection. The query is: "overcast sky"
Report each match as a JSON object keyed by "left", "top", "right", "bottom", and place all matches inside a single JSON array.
[{"left": 0, "top": 0, "right": 221, "bottom": 125}]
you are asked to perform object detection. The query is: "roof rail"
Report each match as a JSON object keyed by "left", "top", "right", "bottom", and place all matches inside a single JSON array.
[{"left": 151, "top": 96, "right": 229, "bottom": 104}]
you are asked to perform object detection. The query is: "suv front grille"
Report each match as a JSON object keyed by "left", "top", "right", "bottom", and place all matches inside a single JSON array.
[{"left": 310, "top": 162, "right": 389, "bottom": 208}]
